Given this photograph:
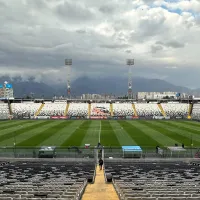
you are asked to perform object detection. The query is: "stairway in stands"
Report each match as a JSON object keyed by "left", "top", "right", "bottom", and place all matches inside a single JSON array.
[
  {"left": 82, "top": 166, "right": 119, "bottom": 200},
  {"left": 64, "top": 103, "right": 70, "bottom": 116},
  {"left": 88, "top": 103, "right": 91, "bottom": 118},
  {"left": 188, "top": 103, "right": 193, "bottom": 119},
  {"left": 157, "top": 103, "right": 166, "bottom": 117},
  {"left": 110, "top": 103, "right": 113, "bottom": 116},
  {"left": 132, "top": 104, "right": 138, "bottom": 117},
  {"left": 7, "top": 100, "right": 12, "bottom": 117},
  {"left": 34, "top": 103, "right": 45, "bottom": 116}
]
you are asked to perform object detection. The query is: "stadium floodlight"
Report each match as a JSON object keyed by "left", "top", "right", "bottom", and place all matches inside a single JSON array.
[
  {"left": 65, "top": 59, "right": 72, "bottom": 99},
  {"left": 126, "top": 59, "right": 134, "bottom": 99}
]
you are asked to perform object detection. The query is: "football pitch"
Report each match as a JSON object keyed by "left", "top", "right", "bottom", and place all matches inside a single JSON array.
[{"left": 0, "top": 120, "right": 200, "bottom": 148}]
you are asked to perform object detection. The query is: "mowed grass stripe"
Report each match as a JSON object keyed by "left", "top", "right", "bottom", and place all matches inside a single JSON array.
[
  {"left": 0, "top": 120, "right": 29, "bottom": 129},
  {"left": 80, "top": 121, "right": 100, "bottom": 146},
  {"left": 39, "top": 120, "right": 77, "bottom": 146},
  {"left": 169, "top": 121, "right": 200, "bottom": 132},
  {"left": 163, "top": 121, "right": 200, "bottom": 136},
  {"left": 157, "top": 121, "right": 200, "bottom": 145},
  {"left": 0, "top": 121, "right": 36, "bottom": 135},
  {"left": 147, "top": 121, "right": 194, "bottom": 146},
  {"left": 18, "top": 121, "right": 69, "bottom": 147},
  {"left": 183, "top": 120, "right": 200, "bottom": 128},
  {"left": 172, "top": 121, "right": 200, "bottom": 131},
  {"left": 1, "top": 121, "right": 65, "bottom": 146},
  {"left": 61, "top": 121, "right": 92, "bottom": 147},
  {"left": 0, "top": 121, "right": 41, "bottom": 136},
  {"left": 0, "top": 120, "right": 21, "bottom": 124},
  {"left": 120, "top": 121, "right": 161, "bottom": 147},
  {"left": 110, "top": 121, "right": 137, "bottom": 146},
  {"left": 156, "top": 121, "right": 200, "bottom": 145},
  {"left": 132, "top": 121, "right": 179, "bottom": 146},
  {"left": 100, "top": 121, "right": 120, "bottom": 146},
  {"left": 0, "top": 120, "right": 50, "bottom": 143}
]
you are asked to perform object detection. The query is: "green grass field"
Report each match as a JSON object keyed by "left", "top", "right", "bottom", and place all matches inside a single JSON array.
[{"left": 0, "top": 119, "right": 200, "bottom": 148}]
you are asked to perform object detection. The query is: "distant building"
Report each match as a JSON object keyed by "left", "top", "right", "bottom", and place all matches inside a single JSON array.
[
  {"left": 0, "top": 81, "right": 14, "bottom": 99},
  {"left": 137, "top": 92, "right": 187, "bottom": 100},
  {"left": 81, "top": 93, "right": 114, "bottom": 100}
]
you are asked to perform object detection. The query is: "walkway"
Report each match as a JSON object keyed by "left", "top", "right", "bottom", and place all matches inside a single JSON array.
[{"left": 82, "top": 166, "right": 119, "bottom": 200}]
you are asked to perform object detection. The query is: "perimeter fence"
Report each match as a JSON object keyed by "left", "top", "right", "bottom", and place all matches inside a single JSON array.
[{"left": 0, "top": 146, "right": 199, "bottom": 159}]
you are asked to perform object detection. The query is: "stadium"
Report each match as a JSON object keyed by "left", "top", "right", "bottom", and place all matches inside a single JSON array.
[
  {"left": 1, "top": 0, "right": 200, "bottom": 199},
  {"left": 1, "top": 98, "right": 200, "bottom": 199}
]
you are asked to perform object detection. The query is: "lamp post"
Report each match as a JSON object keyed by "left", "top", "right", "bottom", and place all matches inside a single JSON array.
[
  {"left": 65, "top": 59, "right": 72, "bottom": 99},
  {"left": 126, "top": 59, "right": 134, "bottom": 99}
]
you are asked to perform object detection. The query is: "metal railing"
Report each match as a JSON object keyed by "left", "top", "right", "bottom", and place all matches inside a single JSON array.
[{"left": 0, "top": 146, "right": 199, "bottom": 159}]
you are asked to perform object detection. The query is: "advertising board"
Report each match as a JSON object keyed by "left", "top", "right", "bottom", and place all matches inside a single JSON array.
[
  {"left": 90, "top": 116, "right": 107, "bottom": 119},
  {"left": 35, "top": 116, "right": 50, "bottom": 119},
  {"left": 50, "top": 116, "right": 68, "bottom": 119}
]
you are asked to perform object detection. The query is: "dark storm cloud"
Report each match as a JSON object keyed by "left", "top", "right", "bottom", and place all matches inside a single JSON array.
[
  {"left": 55, "top": 1, "right": 96, "bottom": 21},
  {"left": 76, "top": 29, "right": 87, "bottom": 34},
  {"left": 156, "top": 40, "right": 185, "bottom": 48},
  {"left": 0, "top": 0, "right": 200, "bottom": 88},
  {"left": 151, "top": 45, "right": 163, "bottom": 53},
  {"left": 99, "top": 5, "right": 115, "bottom": 14},
  {"left": 125, "top": 50, "right": 132, "bottom": 54},
  {"left": 99, "top": 44, "right": 131, "bottom": 49}
]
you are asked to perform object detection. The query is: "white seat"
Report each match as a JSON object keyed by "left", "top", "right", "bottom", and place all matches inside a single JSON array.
[
  {"left": 0, "top": 103, "right": 9, "bottom": 119},
  {"left": 12, "top": 102, "right": 40, "bottom": 118},
  {"left": 113, "top": 103, "right": 134, "bottom": 116},
  {"left": 38, "top": 103, "right": 66, "bottom": 116},
  {"left": 191, "top": 104, "right": 200, "bottom": 120},
  {"left": 135, "top": 103, "right": 162, "bottom": 117},
  {"left": 67, "top": 103, "right": 88, "bottom": 116},
  {"left": 161, "top": 103, "right": 189, "bottom": 117}
]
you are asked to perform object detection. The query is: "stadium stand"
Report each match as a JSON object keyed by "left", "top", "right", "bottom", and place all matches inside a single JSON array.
[
  {"left": 0, "top": 102, "right": 9, "bottom": 119},
  {"left": 113, "top": 103, "right": 134, "bottom": 116},
  {"left": 38, "top": 102, "right": 66, "bottom": 116},
  {"left": 105, "top": 161, "right": 200, "bottom": 200},
  {"left": 67, "top": 103, "right": 88, "bottom": 117},
  {"left": 134, "top": 103, "right": 162, "bottom": 117},
  {"left": 0, "top": 161, "right": 95, "bottom": 200},
  {"left": 12, "top": 103, "right": 40, "bottom": 119},
  {"left": 90, "top": 103, "right": 110, "bottom": 116},
  {"left": 191, "top": 103, "right": 200, "bottom": 120},
  {"left": 161, "top": 103, "right": 189, "bottom": 118}
]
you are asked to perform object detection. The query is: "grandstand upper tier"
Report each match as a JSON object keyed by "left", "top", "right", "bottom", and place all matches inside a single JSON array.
[{"left": 0, "top": 101, "right": 198, "bottom": 119}]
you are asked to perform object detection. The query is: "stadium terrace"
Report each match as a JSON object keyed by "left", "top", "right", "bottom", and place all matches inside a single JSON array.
[{"left": 1, "top": 98, "right": 200, "bottom": 199}]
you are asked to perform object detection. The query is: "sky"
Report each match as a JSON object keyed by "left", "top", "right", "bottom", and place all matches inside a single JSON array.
[{"left": 0, "top": 0, "right": 200, "bottom": 88}]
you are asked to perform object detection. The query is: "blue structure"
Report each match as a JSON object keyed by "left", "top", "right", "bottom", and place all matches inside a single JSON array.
[
  {"left": 122, "top": 146, "right": 142, "bottom": 152},
  {"left": 122, "top": 146, "right": 142, "bottom": 158},
  {"left": 6, "top": 84, "right": 12, "bottom": 89}
]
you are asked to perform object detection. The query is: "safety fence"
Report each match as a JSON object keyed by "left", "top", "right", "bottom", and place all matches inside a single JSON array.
[{"left": 0, "top": 146, "right": 199, "bottom": 159}]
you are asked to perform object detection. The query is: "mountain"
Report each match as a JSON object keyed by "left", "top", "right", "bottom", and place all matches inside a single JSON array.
[
  {"left": 70, "top": 76, "right": 192, "bottom": 96},
  {"left": 0, "top": 75, "right": 198, "bottom": 98}
]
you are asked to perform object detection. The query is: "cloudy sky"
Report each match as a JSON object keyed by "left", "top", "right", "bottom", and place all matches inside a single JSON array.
[{"left": 0, "top": 0, "right": 200, "bottom": 88}]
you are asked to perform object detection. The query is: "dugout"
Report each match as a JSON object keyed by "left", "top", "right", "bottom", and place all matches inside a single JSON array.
[
  {"left": 167, "top": 146, "right": 187, "bottom": 158},
  {"left": 38, "top": 146, "right": 56, "bottom": 158},
  {"left": 122, "top": 146, "right": 142, "bottom": 158}
]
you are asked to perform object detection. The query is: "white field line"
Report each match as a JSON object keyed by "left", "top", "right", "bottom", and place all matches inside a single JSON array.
[{"left": 99, "top": 120, "right": 101, "bottom": 143}]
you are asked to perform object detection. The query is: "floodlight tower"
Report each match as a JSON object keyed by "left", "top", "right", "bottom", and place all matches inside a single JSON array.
[
  {"left": 126, "top": 59, "right": 134, "bottom": 99},
  {"left": 65, "top": 59, "right": 72, "bottom": 99}
]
